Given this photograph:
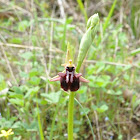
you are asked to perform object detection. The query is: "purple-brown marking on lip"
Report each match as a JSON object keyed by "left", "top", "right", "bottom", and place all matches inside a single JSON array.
[{"left": 50, "top": 66, "right": 89, "bottom": 91}]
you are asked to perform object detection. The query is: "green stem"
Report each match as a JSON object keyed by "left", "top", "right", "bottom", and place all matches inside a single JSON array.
[
  {"left": 36, "top": 93, "right": 44, "bottom": 140},
  {"left": 68, "top": 92, "right": 75, "bottom": 140}
]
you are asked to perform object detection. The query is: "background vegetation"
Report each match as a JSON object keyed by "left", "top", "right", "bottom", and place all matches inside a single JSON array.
[{"left": 0, "top": 0, "right": 140, "bottom": 140}]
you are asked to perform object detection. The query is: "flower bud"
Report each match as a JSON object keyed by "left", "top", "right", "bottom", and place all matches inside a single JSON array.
[{"left": 76, "top": 13, "right": 100, "bottom": 72}]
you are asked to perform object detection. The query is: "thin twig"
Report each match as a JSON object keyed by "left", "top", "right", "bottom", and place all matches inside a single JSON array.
[
  {"left": 131, "top": 133, "right": 140, "bottom": 140},
  {"left": 0, "top": 34, "right": 18, "bottom": 85},
  {"left": 47, "top": 9, "right": 55, "bottom": 92},
  {"left": 48, "top": 21, "right": 54, "bottom": 75},
  {"left": 99, "top": 121, "right": 132, "bottom": 129},
  {"left": 0, "top": 44, "right": 18, "bottom": 85},
  {"left": 86, "top": 60, "right": 140, "bottom": 68},
  {"left": 0, "top": 42, "right": 43, "bottom": 50},
  {"left": 0, "top": 26, "right": 23, "bottom": 34},
  {"left": 41, "top": 51, "right": 54, "bottom": 92},
  {"left": 0, "top": 42, "right": 63, "bottom": 53},
  {"left": 0, "top": 0, "right": 32, "bottom": 17},
  {"left": 94, "top": 111, "right": 101, "bottom": 140},
  {"left": 57, "top": 0, "right": 65, "bottom": 18}
]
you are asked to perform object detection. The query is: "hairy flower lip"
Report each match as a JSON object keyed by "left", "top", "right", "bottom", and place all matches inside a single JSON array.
[{"left": 50, "top": 65, "right": 89, "bottom": 91}]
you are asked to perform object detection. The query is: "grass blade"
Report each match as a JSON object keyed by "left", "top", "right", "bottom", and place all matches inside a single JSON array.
[
  {"left": 97, "top": 0, "right": 117, "bottom": 45},
  {"left": 61, "top": 18, "right": 67, "bottom": 51},
  {"left": 74, "top": 98, "right": 96, "bottom": 140},
  {"left": 77, "top": 0, "right": 88, "bottom": 23}
]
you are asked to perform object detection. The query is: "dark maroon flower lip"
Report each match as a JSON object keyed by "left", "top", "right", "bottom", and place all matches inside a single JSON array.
[{"left": 50, "top": 65, "right": 89, "bottom": 91}]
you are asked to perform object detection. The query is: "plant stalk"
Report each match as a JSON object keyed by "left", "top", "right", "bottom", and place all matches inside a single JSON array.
[
  {"left": 36, "top": 93, "right": 44, "bottom": 140},
  {"left": 68, "top": 91, "right": 75, "bottom": 140}
]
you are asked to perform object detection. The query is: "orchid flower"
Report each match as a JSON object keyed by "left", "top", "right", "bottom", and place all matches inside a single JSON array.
[
  {"left": 50, "top": 59, "right": 88, "bottom": 91},
  {"left": 50, "top": 42, "right": 89, "bottom": 92}
]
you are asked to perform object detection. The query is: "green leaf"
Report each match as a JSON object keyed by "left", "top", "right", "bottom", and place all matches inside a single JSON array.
[
  {"left": 133, "top": 99, "right": 140, "bottom": 109},
  {"left": 41, "top": 91, "right": 61, "bottom": 103},
  {"left": 91, "top": 104, "right": 97, "bottom": 110},
  {"left": 107, "top": 90, "right": 122, "bottom": 95},
  {"left": 131, "top": 94, "right": 137, "bottom": 106},
  {"left": 87, "top": 65, "right": 95, "bottom": 75},
  {"left": 78, "top": 86, "right": 87, "bottom": 94},
  {"left": 0, "top": 75, "right": 7, "bottom": 91},
  {"left": 19, "top": 72, "right": 29, "bottom": 78},
  {"left": 96, "top": 63, "right": 105, "bottom": 74},
  {"left": 79, "top": 92, "right": 87, "bottom": 103},
  {"left": 118, "top": 134, "right": 123, "bottom": 140},
  {"left": 80, "top": 107, "right": 90, "bottom": 115},
  {"left": 18, "top": 20, "right": 29, "bottom": 32},
  {"left": 9, "top": 98, "right": 24, "bottom": 107},
  {"left": 0, "top": 81, "right": 7, "bottom": 91},
  {"left": 22, "top": 121, "right": 38, "bottom": 131},
  {"left": 0, "top": 118, "right": 16, "bottom": 129},
  {"left": 29, "top": 68, "right": 40, "bottom": 77},
  {"left": 24, "top": 86, "right": 39, "bottom": 98},
  {"left": 88, "top": 75, "right": 110, "bottom": 88},
  {"left": 9, "top": 93, "right": 24, "bottom": 99},
  {"left": 130, "top": 48, "right": 140, "bottom": 56},
  {"left": 13, "top": 137, "right": 22, "bottom": 140},
  {"left": 20, "top": 52, "right": 33, "bottom": 60},
  {"left": 9, "top": 37, "right": 22, "bottom": 44},
  {"left": 33, "top": 98, "right": 48, "bottom": 105},
  {"left": 11, "top": 86, "right": 23, "bottom": 94},
  {"left": 29, "top": 76, "right": 40, "bottom": 85},
  {"left": 96, "top": 104, "right": 108, "bottom": 113},
  {"left": 0, "top": 74, "right": 4, "bottom": 82},
  {"left": 12, "top": 121, "right": 22, "bottom": 129}
]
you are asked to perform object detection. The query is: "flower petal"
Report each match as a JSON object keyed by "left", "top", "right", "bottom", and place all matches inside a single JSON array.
[
  {"left": 9, "top": 132, "right": 14, "bottom": 135},
  {"left": 58, "top": 72, "right": 66, "bottom": 77},
  {"left": 50, "top": 76, "right": 60, "bottom": 81},
  {"left": 0, "top": 134, "right": 4, "bottom": 137},
  {"left": 7, "top": 129, "right": 12, "bottom": 133},
  {"left": 79, "top": 77, "right": 89, "bottom": 83},
  {"left": 75, "top": 73, "right": 82, "bottom": 78},
  {"left": 1, "top": 130, "right": 6, "bottom": 134}
]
